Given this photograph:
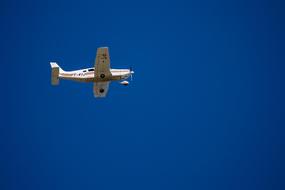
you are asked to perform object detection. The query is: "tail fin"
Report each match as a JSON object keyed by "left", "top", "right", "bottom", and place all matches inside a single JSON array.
[{"left": 50, "top": 62, "right": 63, "bottom": 85}]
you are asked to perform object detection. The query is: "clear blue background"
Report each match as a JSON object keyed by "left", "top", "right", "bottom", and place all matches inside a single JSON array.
[{"left": 1, "top": 0, "right": 285, "bottom": 189}]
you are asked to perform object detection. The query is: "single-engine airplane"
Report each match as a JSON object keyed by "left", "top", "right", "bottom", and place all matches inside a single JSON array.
[{"left": 50, "top": 47, "right": 134, "bottom": 98}]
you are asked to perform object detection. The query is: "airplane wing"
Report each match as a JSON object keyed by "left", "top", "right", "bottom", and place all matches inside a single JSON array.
[
  {"left": 93, "top": 82, "right": 110, "bottom": 98},
  {"left": 94, "top": 47, "right": 112, "bottom": 79}
]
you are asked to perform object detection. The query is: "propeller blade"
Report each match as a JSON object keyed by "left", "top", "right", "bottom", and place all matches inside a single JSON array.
[{"left": 130, "top": 67, "right": 133, "bottom": 81}]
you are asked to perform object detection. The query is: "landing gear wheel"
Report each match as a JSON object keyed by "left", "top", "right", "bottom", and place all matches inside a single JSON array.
[
  {"left": 99, "top": 88, "right": 105, "bottom": 93},
  {"left": 100, "top": 74, "right": 105, "bottom": 79}
]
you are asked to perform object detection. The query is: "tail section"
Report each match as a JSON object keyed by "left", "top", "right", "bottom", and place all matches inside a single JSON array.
[{"left": 50, "top": 62, "right": 63, "bottom": 85}]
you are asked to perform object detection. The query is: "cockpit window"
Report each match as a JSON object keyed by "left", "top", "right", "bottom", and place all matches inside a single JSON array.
[{"left": 88, "top": 68, "right": 94, "bottom": 71}]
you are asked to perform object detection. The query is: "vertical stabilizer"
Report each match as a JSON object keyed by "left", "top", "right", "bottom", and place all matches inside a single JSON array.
[{"left": 50, "top": 62, "right": 61, "bottom": 85}]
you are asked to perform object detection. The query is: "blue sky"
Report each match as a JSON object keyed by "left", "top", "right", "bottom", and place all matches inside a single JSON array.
[{"left": 1, "top": 0, "right": 285, "bottom": 190}]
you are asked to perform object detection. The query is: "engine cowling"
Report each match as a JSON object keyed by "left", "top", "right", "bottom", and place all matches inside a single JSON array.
[{"left": 120, "top": 81, "right": 129, "bottom": 86}]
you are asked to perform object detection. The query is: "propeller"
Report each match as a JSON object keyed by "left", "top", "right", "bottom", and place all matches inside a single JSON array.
[{"left": 130, "top": 67, "right": 134, "bottom": 81}]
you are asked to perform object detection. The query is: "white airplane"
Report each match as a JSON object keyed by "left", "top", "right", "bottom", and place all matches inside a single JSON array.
[{"left": 50, "top": 47, "right": 134, "bottom": 98}]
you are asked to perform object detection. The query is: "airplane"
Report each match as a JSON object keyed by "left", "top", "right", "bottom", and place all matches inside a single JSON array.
[{"left": 50, "top": 47, "right": 134, "bottom": 98}]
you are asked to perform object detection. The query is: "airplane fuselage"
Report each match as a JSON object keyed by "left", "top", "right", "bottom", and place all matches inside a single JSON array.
[{"left": 59, "top": 68, "right": 132, "bottom": 82}]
